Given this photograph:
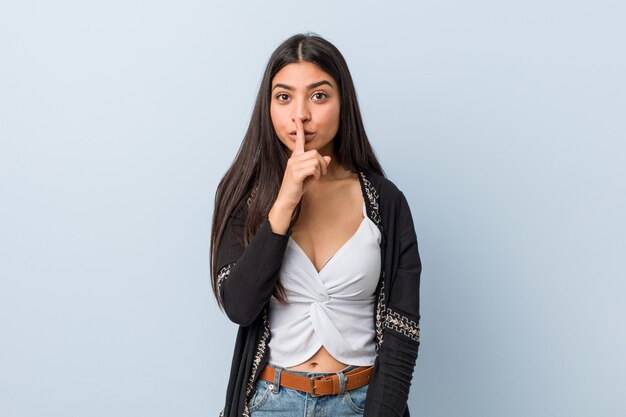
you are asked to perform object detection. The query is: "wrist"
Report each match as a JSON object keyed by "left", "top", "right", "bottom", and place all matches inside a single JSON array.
[{"left": 268, "top": 199, "right": 296, "bottom": 235}]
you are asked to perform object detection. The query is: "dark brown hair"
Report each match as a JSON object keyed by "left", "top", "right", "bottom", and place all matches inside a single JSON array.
[{"left": 210, "top": 32, "right": 385, "bottom": 309}]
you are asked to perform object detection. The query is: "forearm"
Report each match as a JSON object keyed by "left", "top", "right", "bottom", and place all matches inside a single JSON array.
[
  {"left": 220, "top": 216, "right": 291, "bottom": 326},
  {"left": 363, "top": 331, "right": 420, "bottom": 416}
]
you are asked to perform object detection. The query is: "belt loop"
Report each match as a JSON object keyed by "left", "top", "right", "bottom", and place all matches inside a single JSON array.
[
  {"left": 272, "top": 366, "right": 282, "bottom": 393},
  {"left": 336, "top": 369, "right": 346, "bottom": 396}
]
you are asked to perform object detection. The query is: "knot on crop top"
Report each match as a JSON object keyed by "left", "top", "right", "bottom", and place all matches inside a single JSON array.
[{"left": 268, "top": 201, "right": 382, "bottom": 367}]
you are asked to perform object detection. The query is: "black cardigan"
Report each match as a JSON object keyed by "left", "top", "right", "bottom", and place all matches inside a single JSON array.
[{"left": 216, "top": 170, "right": 421, "bottom": 417}]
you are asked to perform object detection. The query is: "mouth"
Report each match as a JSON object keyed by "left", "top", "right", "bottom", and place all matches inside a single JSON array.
[{"left": 289, "top": 131, "right": 316, "bottom": 141}]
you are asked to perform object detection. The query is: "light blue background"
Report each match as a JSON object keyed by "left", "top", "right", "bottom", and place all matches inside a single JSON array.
[{"left": 1, "top": 1, "right": 624, "bottom": 416}]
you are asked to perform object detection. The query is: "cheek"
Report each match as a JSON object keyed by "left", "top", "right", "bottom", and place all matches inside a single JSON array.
[
  {"left": 318, "top": 105, "right": 341, "bottom": 130},
  {"left": 270, "top": 109, "right": 290, "bottom": 147},
  {"left": 272, "top": 107, "right": 293, "bottom": 128}
]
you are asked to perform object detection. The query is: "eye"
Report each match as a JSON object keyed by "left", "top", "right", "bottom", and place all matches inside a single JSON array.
[
  {"left": 313, "top": 91, "right": 328, "bottom": 101},
  {"left": 275, "top": 93, "right": 290, "bottom": 102}
]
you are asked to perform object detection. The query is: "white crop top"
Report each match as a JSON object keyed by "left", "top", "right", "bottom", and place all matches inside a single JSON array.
[{"left": 268, "top": 200, "right": 382, "bottom": 367}]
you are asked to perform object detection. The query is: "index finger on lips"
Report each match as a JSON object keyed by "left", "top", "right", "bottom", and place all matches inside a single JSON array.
[{"left": 293, "top": 116, "right": 305, "bottom": 155}]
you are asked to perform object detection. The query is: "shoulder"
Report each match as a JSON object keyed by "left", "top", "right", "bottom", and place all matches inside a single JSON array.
[
  {"left": 360, "top": 170, "right": 415, "bottom": 233},
  {"left": 359, "top": 170, "right": 405, "bottom": 204}
]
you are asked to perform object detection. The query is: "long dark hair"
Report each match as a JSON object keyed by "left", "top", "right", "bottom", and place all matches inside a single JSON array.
[{"left": 210, "top": 32, "right": 385, "bottom": 309}]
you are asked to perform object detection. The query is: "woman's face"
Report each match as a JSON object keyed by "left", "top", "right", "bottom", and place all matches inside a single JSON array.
[{"left": 270, "top": 61, "right": 341, "bottom": 156}]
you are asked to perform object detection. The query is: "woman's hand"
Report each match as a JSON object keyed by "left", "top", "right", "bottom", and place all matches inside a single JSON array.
[
  {"left": 268, "top": 116, "right": 331, "bottom": 235},
  {"left": 276, "top": 116, "right": 332, "bottom": 209}
]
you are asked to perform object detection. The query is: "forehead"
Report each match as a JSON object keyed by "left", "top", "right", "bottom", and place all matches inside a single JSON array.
[{"left": 272, "top": 62, "right": 336, "bottom": 88}]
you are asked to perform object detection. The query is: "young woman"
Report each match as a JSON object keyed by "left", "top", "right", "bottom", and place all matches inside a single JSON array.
[{"left": 211, "top": 33, "right": 422, "bottom": 417}]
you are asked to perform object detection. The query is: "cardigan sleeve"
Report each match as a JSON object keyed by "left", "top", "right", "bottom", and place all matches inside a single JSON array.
[
  {"left": 364, "top": 190, "right": 421, "bottom": 417},
  {"left": 216, "top": 204, "right": 292, "bottom": 326}
]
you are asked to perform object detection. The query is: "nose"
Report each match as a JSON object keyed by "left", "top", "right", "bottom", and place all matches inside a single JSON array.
[{"left": 292, "top": 97, "right": 311, "bottom": 124}]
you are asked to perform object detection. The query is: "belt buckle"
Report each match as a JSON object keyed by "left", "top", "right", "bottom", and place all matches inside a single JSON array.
[{"left": 308, "top": 376, "right": 322, "bottom": 397}]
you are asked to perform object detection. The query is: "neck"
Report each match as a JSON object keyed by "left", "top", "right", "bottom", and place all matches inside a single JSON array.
[{"left": 322, "top": 159, "right": 351, "bottom": 181}]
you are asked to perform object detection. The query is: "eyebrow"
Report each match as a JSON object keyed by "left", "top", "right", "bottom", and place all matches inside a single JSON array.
[{"left": 271, "top": 80, "right": 334, "bottom": 91}]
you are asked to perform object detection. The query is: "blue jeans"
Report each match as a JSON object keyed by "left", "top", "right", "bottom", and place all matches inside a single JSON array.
[{"left": 248, "top": 364, "right": 369, "bottom": 416}]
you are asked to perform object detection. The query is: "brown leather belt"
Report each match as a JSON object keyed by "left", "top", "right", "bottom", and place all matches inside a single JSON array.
[{"left": 259, "top": 364, "right": 374, "bottom": 397}]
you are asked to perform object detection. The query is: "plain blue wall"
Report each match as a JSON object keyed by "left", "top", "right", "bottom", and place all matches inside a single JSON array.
[{"left": 1, "top": 1, "right": 624, "bottom": 416}]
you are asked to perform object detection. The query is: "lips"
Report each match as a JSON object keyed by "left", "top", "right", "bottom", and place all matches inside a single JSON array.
[
  {"left": 289, "top": 130, "right": 315, "bottom": 135},
  {"left": 289, "top": 131, "right": 316, "bottom": 141}
]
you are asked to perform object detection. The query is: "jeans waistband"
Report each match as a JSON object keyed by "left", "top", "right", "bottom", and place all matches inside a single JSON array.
[{"left": 267, "top": 362, "right": 361, "bottom": 378}]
